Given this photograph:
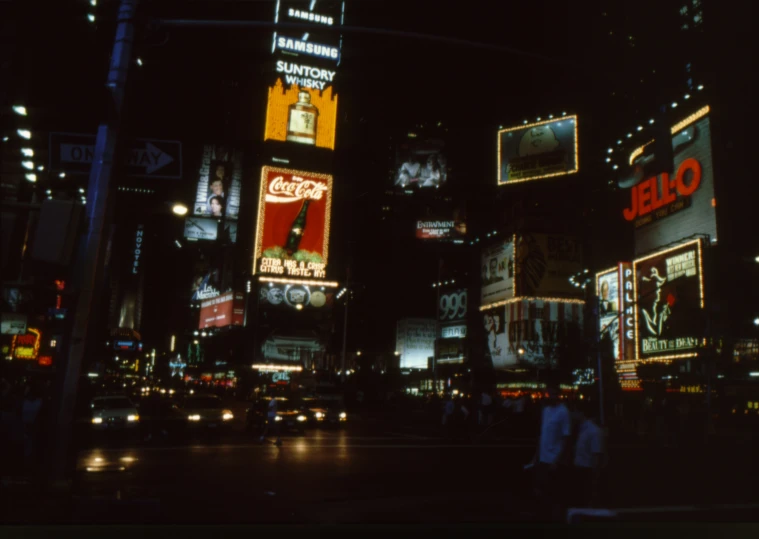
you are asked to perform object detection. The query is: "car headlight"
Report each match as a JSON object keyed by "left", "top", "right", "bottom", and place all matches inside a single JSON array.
[
  {"left": 92, "top": 417, "right": 103, "bottom": 424},
  {"left": 127, "top": 415, "right": 139, "bottom": 422},
  {"left": 314, "top": 412, "right": 324, "bottom": 419},
  {"left": 339, "top": 412, "right": 347, "bottom": 419},
  {"left": 274, "top": 416, "right": 282, "bottom": 422},
  {"left": 222, "top": 410, "right": 234, "bottom": 421},
  {"left": 188, "top": 414, "right": 201, "bottom": 421},
  {"left": 297, "top": 415, "right": 307, "bottom": 422}
]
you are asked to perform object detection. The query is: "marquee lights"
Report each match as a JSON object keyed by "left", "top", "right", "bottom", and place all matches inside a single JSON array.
[
  {"left": 497, "top": 115, "right": 579, "bottom": 185},
  {"left": 479, "top": 296, "right": 585, "bottom": 312},
  {"left": 251, "top": 364, "right": 303, "bottom": 371},
  {"left": 258, "top": 276, "right": 339, "bottom": 288},
  {"left": 628, "top": 106, "right": 710, "bottom": 165},
  {"left": 10, "top": 328, "right": 41, "bottom": 360},
  {"left": 633, "top": 239, "right": 705, "bottom": 362}
]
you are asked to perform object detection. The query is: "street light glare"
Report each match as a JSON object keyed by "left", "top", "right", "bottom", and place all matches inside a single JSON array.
[{"left": 172, "top": 203, "right": 188, "bottom": 216}]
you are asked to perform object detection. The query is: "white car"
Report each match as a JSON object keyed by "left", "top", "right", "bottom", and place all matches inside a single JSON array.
[{"left": 91, "top": 396, "right": 140, "bottom": 430}]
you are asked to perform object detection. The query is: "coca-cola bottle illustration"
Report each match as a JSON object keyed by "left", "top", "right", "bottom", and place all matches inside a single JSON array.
[{"left": 284, "top": 199, "right": 311, "bottom": 255}]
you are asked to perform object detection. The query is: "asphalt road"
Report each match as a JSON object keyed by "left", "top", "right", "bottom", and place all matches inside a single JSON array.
[{"left": 1, "top": 420, "right": 752, "bottom": 525}]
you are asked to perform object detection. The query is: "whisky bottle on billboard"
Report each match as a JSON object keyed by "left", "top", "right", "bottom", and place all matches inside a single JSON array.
[
  {"left": 284, "top": 199, "right": 311, "bottom": 255},
  {"left": 286, "top": 89, "right": 318, "bottom": 145}
]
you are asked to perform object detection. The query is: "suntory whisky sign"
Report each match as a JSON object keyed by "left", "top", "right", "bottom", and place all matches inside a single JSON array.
[{"left": 254, "top": 166, "right": 333, "bottom": 279}]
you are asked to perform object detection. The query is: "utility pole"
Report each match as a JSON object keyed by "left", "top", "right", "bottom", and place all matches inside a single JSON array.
[
  {"left": 594, "top": 294, "right": 606, "bottom": 427},
  {"left": 340, "top": 267, "right": 350, "bottom": 383},
  {"left": 49, "top": 0, "right": 139, "bottom": 485},
  {"left": 433, "top": 258, "right": 441, "bottom": 394}
]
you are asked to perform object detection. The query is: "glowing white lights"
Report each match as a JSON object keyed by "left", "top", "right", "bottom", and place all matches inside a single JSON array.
[
  {"left": 21, "top": 161, "right": 34, "bottom": 170},
  {"left": 25, "top": 173, "right": 37, "bottom": 182},
  {"left": 136, "top": 58, "right": 143, "bottom": 66},
  {"left": 12, "top": 105, "right": 27, "bottom": 116},
  {"left": 172, "top": 203, "right": 188, "bottom": 216},
  {"left": 258, "top": 276, "right": 339, "bottom": 288},
  {"left": 17, "top": 129, "right": 31, "bottom": 139},
  {"left": 59, "top": 172, "right": 66, "bottom": 178},
  {"left": 671, "top": 102, "right": 678, "bottom": 108},
  {"left": 21, "top": 148, "right": 33, "bottom": 157},
  {"left": 87, "top": 14, "right": 96, "bottom": 22},
  {"left": 479, "top": 296, "right": 584, "bottom": 312}
]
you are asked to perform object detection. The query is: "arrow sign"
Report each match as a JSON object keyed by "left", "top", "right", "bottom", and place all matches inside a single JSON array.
[{"left": 51, "top": 133, "right": 182, "bottom": 179}]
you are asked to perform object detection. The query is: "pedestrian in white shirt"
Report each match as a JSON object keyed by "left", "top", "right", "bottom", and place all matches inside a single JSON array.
[
  {"left": 529, "top": 383, "right": 571, "bottom": 519},
  {"left": 573, "top": 401, "right": 604, "bottom": 508}
]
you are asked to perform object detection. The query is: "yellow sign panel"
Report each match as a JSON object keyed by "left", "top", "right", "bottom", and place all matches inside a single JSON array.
[{"left": 264, "top": 78, "right": 338, "bottom": 150}]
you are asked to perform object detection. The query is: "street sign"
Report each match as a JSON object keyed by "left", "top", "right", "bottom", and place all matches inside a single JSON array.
[{"left": 49, "top": 132, "right": 183, "bottom": 179}]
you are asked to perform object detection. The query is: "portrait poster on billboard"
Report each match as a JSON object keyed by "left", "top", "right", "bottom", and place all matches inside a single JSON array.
[
  {"left": 514, "top": 233, "right": 583, "bottom": 298},
  {"left": 480, "top": 241, "right": 514, "bottom": 305},
  {"left": 254, "top": 166, "right": 332, "bottom": 279},
  {"left": 634, "top": 240, "right": 704, "bottom": 361},
  {"left": 192, "top": 145, "right": 243, "bottom": 242},
  {"left": 486, "top": 300, "right": 583, "bottom": 370},
  {"left": 596, "top": 268, "right": 622, "bottom": 362},
  {"left": 396, "top": 319, "right": 436, "bottom": 370},
  {"left": 498, "top": 116, "right": 578, "bottom": 185},
  {"left": 623, "top": 107, "right": 717, "bottom": 255}
]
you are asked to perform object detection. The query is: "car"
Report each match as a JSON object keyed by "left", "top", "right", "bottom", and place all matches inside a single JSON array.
[
  {"left": 179, "top": 394, "right": 235, "bottom": 431},
  {"left": 90, "top": 395, "right": 140, "bottom": 430},
  {"left": 302, "top": 397, "right": 348, "bottom": 427},
  {"left": 246, "top": 397, "right": 308, "bottom": 435}
]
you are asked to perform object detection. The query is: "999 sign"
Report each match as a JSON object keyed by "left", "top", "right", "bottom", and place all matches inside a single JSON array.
[{"left": 439, "top": 291, "right": 467, "bottom": 321}]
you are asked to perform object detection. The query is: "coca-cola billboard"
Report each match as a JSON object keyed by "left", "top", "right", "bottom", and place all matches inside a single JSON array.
[{"left": 254, "top": 166, "right": 332, "bottom": 279}]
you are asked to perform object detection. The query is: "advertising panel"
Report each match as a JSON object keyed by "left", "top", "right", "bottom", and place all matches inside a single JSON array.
[
  {"left": 199, "top": 292, "right": 245, "bottom": 330},
  {"left": 624, "top": 107, "right": 717, "bottom": 255},
  {"left": 272, "top": 1, "right": 343, "bottom": 60},
  {"left": 596, "top": 267, "right": 622, "bottom": 362},
  {"left": 484, "top": 300, "right": 583, "bottom": 369},
  {"left": 260, "top": 331, "right": 324, "bottom": 364},
  {"left": 394, "top": 138, "right": 448, "bottom": 191},
  {"left": 10, "top": 328, "right": 41, "bottom": 360},
  {"left": 498, "top": 116, "right": 578, "bottom": 185},
  {"left": 439, "top": 289, "right": 467, "bottom": 322},
  {"left": 254, "top": 166, "right": 332, "bottom": 279},
  {"left": 1, "top": 312, "right": 27, "bottom": 335},
  {"left": 480, "top": 241, "right": 514, "bottom": 305},
  {"left": 396, "top": 318, "right": 436, "bottom": 370},
  {"left": 259, "top": 282, "right": 335, "bottom": 311},
  {"left": 634, "top": 240, "right": 704, "bottom": 361},
  {"left": 192, "top": 145, "right": 243, "bottom": 229},
  {"left": 264, "top": 79, "right": 338, "bottom": 150},
  {"left": 183, "top": 216, "right": 218, "bottom": 241},
  {"left": 514, "top": 233, "right": 582, "bottom": 298}
]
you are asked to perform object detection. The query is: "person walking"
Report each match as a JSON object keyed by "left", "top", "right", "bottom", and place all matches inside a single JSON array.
[
  {"left": 572, "top": 401, "right": 604, "bottom": 508},
  {"left": 528, "top": 382, "right": 572, "bottom": 520},
  {"left": 259, "top": 395, "right": 282, "bottom": 446}
]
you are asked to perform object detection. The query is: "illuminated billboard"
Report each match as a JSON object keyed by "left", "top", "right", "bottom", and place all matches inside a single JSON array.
[
  {"left": 480, "top": 241, "right": 514, "bottom": 305},
  {"left": 264, "top": 79, "right": 338, "bottom": 150},
  {"left": 498, "top": 116, "right": 578, "bottom": 185},
  {"left": 634, "top": 239, "right": 705, "bottom": 362},
  {"left": 396, "top": 319, "right": 436, "bottom": 370},
  {"left": 254, "top": 166, "right": 332, "bottom": 279},
  {"left": 272, "top": 1, "right": 343, "bottom": 59},
  {"left": 514, "top": 233, "right": 583, "bottom": 298},
  {"left": 10, "top": 328, "right": 41, "bottom": 360},
  {"left": 191, "top": 145, "right": 243, "bottom": 241},
  {"left": 394, "top": 138, "right": 448, "bottom": 191},
  {"left": 259, "top": 281, "right": 335, "bottom": 311},
  {"left": 184, "top": 216, "right": 218, "bottom": 241},
  {"left": 596, "top": 263, "right": 634, "bottom": 376},
  {"left": 483, "top": 299, "right": 583, "bottom": 370},
  {"left": 439, "top": 289, "right": 467, "bottom": 322},
  {"left": 623, "top": 106, "right": 717, "bottom": 255},
  {"left": 199, "top": 292, "right": 245, "bottom": 330}
]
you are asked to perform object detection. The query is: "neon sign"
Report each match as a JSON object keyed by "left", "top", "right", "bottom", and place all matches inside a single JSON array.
[
  {"left": 623, "top": 158, "right": 702, "bottom": 221},
  {"left": 11, "top": 328, "right": 41, "bottom": 360}
]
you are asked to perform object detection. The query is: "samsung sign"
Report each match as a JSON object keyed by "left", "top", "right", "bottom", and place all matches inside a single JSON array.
[{"left": 275, "top": 37, "right": 339, "bottom": 61}]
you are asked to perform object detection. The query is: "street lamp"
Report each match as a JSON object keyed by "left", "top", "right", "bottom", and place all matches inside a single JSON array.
[
  {"left": 754, "top": 318, "right": 759, "bottom": 327},
  {"left": 356, "top": 350, "right": 362, "bottom": 356},
  {"left": 172, "top": 203, "right": 188, "bottom": 216}
]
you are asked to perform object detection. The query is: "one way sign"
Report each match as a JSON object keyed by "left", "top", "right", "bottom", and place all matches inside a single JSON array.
[{"left": 50, "top": 132, "right": 182, "bottom": 179}]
